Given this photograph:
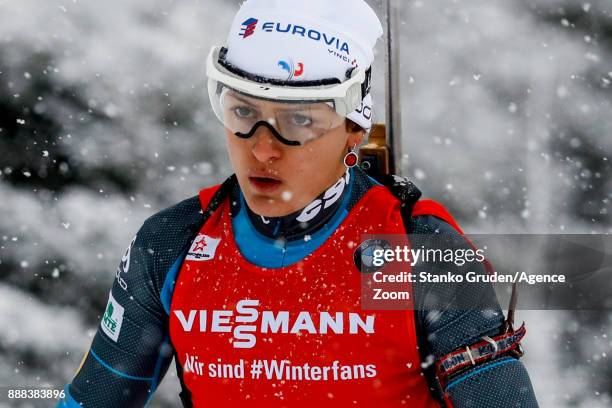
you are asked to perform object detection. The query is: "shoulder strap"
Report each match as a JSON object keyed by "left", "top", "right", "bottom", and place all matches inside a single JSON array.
[
  {"left": 375, "top": 174, "right": 422, "bottom": 232},
  {"left": 199, "top": 174, "right": 238, "bottom": 218},
  {"left": 375, "top": 174, "right": 462, "bottom": 236},
  {"left": 175, "top": 175, "right": 237, "bottom": 408}
]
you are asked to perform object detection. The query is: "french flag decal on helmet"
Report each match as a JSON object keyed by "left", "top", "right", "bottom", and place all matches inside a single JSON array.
[{"left": 240, "top": 18, "right": 258, "bottom": 38}]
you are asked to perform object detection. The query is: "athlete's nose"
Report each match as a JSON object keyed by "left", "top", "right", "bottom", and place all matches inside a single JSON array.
[{"left": 251, "top": 124, "right": 282, "bottom": 163}]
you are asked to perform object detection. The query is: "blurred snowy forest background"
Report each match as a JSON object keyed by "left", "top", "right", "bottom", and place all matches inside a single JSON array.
[{"left": 0, "top": 0, "right": 611, "bottom": 407}]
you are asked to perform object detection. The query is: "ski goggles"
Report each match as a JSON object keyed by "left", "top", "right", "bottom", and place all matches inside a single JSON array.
[{"left": 206, "top": 46, "right": 371, "bottom": 146}]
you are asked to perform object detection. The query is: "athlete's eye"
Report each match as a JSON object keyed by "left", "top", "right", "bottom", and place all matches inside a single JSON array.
[
  {"left": 290, "top": 114, "right": 313, "bottom": 127},
  {"left": 233, "top": 106, "right": 256, "bottom": 119}
]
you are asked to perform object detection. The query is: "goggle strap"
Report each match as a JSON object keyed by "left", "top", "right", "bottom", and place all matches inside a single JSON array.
[
  {"left": 361, "top": 67, "right": 372, "bottom": 97},
  {"left": 218, "top": 47, "right": 341, "bottom": 88}
]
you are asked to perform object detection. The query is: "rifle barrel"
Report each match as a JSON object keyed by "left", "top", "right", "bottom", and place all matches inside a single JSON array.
[{"left": 384, "top": 0, "right": 402, "bottom": 175}]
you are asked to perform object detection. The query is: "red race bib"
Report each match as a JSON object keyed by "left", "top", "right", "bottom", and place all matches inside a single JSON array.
[{"left": 169, "top": 185, "right": 440, "bottom": 408}]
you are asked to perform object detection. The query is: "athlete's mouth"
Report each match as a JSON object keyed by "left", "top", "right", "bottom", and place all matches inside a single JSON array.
[{"left": 248, "top": 176, "right": 283, "bottom": 193}]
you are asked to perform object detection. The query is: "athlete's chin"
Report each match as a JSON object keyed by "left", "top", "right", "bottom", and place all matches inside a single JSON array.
[{"left": 244, "top": 193, "right": 297, "bottom": 218}]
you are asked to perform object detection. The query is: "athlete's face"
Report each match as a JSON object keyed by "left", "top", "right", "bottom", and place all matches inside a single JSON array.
[{"left": 224, "top": 98, "right": 363, "bottom": 217}]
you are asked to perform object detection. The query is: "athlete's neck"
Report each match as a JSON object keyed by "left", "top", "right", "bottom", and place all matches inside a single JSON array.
[{"left": 231, "top": 169, "right": 353, "bottom": 241}]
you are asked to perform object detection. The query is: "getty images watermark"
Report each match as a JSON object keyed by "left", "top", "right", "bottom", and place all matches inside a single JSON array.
[{"left": 355, "top": 234, "right": 612, "bottom": 311}]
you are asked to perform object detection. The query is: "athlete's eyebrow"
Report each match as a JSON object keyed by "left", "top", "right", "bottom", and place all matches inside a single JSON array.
[
  {"left": 225, "top": 92, "right": 259, "bottom": 107},
  {"left": 275, "top": 104, "right": 328, "bottom": 113}
]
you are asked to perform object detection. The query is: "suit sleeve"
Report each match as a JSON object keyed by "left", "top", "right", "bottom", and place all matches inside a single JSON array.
[
  {"left": 56, "top": 222, "right": 176, "bottom": 408},
  {"left": 411, "top": 215, "right": 539, "bottom": 408}
]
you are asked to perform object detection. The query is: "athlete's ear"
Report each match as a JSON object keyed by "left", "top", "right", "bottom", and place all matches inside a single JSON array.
[
  {"left": 348, "top": 131, "right": 365, "bottom": 150},
  {"left": 345, "top": 120, "right": 366, "bottom": 149}
]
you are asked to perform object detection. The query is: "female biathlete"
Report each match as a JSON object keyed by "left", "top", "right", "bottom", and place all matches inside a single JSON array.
[{"left": 57, "top": 0, "right": 538, "bottom": 406}]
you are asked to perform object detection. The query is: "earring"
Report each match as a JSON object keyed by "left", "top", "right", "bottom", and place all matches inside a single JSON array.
[{"left": 343, "top": 144, "right": 359, "bottom": 168}]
